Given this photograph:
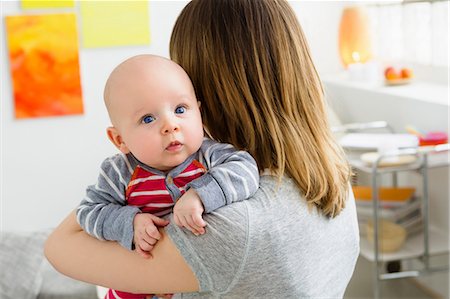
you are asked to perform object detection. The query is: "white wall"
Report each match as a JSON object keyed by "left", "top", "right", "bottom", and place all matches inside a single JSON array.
[
  {"left": 292, "top": 1, "right": 347, "bottom": 76},
  {"left": 0, "top": 1, "right": 345, "bottom": 232}
]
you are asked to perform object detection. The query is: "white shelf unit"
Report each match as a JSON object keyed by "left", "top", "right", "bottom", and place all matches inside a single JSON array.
[{"left": 347, "top": 144, "right": 450, "bottom": 299}]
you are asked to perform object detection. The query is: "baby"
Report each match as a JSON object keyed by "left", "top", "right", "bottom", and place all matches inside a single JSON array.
[{"left": 76, "top": 55, "right": 259, "bottom": 299}]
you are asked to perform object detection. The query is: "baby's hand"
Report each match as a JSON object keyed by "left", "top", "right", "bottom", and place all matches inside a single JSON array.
[
  {"left": 173, "top": 189, "right": 206, "bottom": 236},
  {"left": 133, "top": 213, "right": 169, "bottom": 258}
]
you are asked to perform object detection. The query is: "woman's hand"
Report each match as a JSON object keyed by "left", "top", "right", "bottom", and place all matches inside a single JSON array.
[{"left": 173, "top": 189, "right": 206, "bottom": 236}]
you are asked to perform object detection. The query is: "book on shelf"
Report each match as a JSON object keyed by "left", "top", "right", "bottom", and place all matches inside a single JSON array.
[
  {"left": 355, "top": 196, "right": 421, "bottom": 221},
  {"left": 398, "top": 211, "right": 423, "bottom": 235},
  {"left": 356, "top": 197, "right": 423, "bottom": 236},
  {"left": 352, "top": 186, "right": 415, "bottom": 208}
]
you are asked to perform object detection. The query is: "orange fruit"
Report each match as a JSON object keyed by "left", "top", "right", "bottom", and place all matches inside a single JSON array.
[{"left": 401, "top": 68, "right": 413, "bottom": 79}]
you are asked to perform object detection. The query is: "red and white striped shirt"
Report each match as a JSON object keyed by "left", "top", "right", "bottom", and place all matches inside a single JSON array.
[{"left": 126, "top": 159, "right": 206, "bottom": 216}]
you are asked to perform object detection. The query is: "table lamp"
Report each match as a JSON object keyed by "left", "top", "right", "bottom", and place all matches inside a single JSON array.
[{"left": 338, "top": 6, "right": 373, "bottom": 68}]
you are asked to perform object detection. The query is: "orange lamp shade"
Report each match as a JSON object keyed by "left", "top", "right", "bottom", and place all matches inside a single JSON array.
[{"left": 339, "top": 6, "right": 373, "bottom": 67}]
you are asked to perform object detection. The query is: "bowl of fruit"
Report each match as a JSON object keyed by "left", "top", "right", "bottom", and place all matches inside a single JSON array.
[{"left": 384, "top": 66, "right": 413, "bottom": 86}]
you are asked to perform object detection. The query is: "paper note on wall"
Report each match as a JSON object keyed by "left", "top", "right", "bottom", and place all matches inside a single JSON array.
[
  {"left": 22, "top": 0, "right": 75, "bottom": 9},
  {"left": 80, "top": 1, "right": 150, "bottom": 48},
  {"left": 5, "top": 13, "right": 83, "bottom": 119}
]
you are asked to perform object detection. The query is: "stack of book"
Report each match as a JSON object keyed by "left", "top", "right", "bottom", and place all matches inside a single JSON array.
[{"left": 353, "top": 186, "right": 423, "bottom": 236}]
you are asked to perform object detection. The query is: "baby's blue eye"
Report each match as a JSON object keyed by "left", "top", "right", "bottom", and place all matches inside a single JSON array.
[
  {"left": 142, "top": 115, "right": 155, "bottom": 124},
  {"left": 175, "top": 106, "right": 186, "bottom": 114}
]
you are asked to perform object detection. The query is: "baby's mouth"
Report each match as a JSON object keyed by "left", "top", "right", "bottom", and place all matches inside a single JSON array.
[{"left": 166, "top": 141, "right": 183, "bottom": 151}]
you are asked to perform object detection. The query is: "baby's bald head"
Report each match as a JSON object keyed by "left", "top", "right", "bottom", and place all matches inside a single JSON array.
[
  {"left": 103, "top": 54, "right": 204, "bottom": 169},
  {"left": 103, "top": 54, "right": 194, "bottom": 127}
]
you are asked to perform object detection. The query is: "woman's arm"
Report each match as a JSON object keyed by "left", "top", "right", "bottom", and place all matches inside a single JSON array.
[{"left": 44, "top": 211, "right": 199, "bottom": 294}]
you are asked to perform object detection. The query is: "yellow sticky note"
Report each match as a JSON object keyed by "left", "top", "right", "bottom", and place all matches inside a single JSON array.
[
  {"left": 22, "top": 0, "right": 75, "bottom": 9},
  {"left": 80, "top": 1, "right": 150, "bottom": 48}
]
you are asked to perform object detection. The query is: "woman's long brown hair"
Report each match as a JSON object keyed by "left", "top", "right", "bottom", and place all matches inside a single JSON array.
[{"left": 170, "top": 0, "right": 352, "bottom": 218}]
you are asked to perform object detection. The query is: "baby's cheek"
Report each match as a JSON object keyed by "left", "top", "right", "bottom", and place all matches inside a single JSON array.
[
  {"left": 134, "top": 142, "right": 161, "bottom": 166},
  {"left": 194, "top": 125, "right": 205, "bottom": 147}
]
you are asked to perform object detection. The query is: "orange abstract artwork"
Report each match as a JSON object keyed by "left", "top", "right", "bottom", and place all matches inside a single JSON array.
[{"left": 5, "top": 13, "right": 83, "bottom": 119}]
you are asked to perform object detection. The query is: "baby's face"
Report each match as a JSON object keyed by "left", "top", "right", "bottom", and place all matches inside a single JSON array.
[{"left": 109, "top": 58, "right": 204, "bottom": 171}]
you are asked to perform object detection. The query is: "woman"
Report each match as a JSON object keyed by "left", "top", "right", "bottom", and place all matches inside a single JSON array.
[{"left": 45, "top": 0, "right": 359, "bottom": 297}]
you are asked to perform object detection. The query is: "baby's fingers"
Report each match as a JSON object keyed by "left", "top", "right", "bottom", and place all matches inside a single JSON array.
[
  {"left": 140, "top": 233, "right": 157, "bottom": 249},
  {"left": 145, "top": 223, "right": 161, "bottom": 240},
  {"left": 184, "top": 215, "right": 205, "bottom": 236},
  {"left": 138, "top": 237, "right": 155, "bottom": 252},
  {"left": 177, "top": 215, "right": 196, "bottom": 235},
  {"left": 189, "top": 215, "right": 205, "bottom": 235},
  {"left": 192, "top": 214, "right": 206, "bottom": 231},
  {"left": 175, "top": 214, "right": 203, "bottom": 235},
  {"left": 136, "top": 245, "right": 152, "bottom": 259}
]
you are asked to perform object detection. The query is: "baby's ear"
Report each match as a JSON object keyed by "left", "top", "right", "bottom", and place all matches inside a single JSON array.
[{"left": 106, "top": 127, "right": 130, "bottom": 154}]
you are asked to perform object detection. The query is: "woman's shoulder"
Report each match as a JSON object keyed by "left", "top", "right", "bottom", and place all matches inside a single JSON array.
[{"left": 252, "top": 174, "right": 359, "bottom": 234}]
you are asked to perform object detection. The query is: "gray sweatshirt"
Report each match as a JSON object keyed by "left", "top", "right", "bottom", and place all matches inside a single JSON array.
[
  {"left": 76, "top": 138, "right": 259, "bottom": 250},
  {"left": 167, "top": 175, "right": 360, "bottom": 298}
]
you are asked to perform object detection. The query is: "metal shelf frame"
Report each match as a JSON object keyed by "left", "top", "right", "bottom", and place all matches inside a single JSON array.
[
  {"left": 333, "top": 120, "right": 449, "bottom": 298},
  {"left": 350, "top": 144, "right": 450, "bottom": 299}
]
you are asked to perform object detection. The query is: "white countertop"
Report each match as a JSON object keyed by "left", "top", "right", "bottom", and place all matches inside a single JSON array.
[{"left": 322, "top": 74, "right": 449, "bottom": 106}]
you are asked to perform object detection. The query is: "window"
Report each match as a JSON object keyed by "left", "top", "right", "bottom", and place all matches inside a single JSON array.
[{"left": 367, "top": 0, "right": 448, "bottom": 67}]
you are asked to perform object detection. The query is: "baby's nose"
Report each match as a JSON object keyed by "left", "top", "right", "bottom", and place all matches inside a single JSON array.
[{"left": 161, "top": 117, "right": 180, "bottom": 134}]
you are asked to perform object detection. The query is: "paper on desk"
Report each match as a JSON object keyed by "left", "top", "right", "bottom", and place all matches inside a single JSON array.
[{"left": 339, "top": 133, "right": 419, "bottom": 150}]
